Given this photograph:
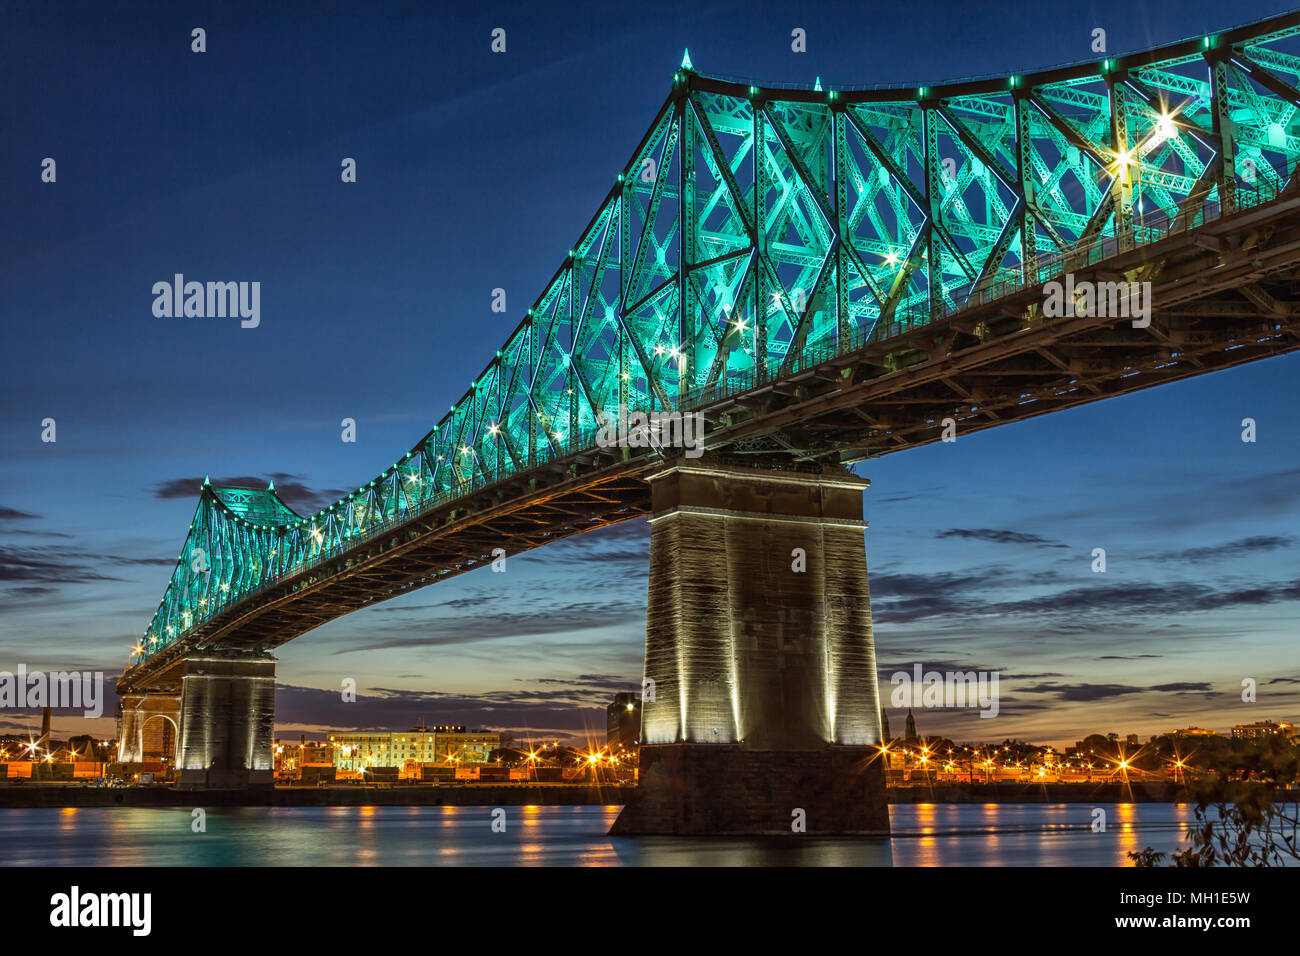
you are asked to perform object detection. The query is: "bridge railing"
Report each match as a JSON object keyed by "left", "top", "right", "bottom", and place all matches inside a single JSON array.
[{"left": 679, "top": 159, "right": 1294, "bottom": 411}]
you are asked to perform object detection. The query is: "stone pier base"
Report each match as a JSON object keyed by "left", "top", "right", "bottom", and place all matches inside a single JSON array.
[
  {"left": 610, "top": 744, "right": 888, "bottom": 835},
  {"left": 176, "top": 652, "right": 276, "bottom": 789}
]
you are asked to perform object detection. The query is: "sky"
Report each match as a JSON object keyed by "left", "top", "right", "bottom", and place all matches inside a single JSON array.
[{"left": 1, "top": 0, "right": 1297, "bottom": 750}]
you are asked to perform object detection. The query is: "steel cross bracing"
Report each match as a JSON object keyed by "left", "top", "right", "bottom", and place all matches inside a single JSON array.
[{"left": 125, "top": 11, "right": 1300, "bottom": 684}]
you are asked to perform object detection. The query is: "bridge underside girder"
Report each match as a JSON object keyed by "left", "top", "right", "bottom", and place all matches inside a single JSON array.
[{"left": 120, "top": 468, "right": 652, "bottom": 694}]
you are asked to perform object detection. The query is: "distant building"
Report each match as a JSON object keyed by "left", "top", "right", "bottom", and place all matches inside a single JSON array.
[
  {"left": 1170, "top": 727, "right": 1218, "bottom": 738},
  {"left": 274, "top": 739, "right": 336, "bottom": 776},
  {"left": 607, "top": 693, "right": 641, "bottom": 751},
  {"left": 329, "top": 725, "right": 500, "bottom": 771},
  {"left": 1231, "top": 720, "right": 1298, "bottom": 740},
  {"left": 904, "top": 709, "right": 917, "bottom": 742}
]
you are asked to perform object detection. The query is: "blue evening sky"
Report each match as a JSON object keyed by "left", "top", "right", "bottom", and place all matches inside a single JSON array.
[{"left": 1, "top": 0, "right": 1297, "bottom": 748}]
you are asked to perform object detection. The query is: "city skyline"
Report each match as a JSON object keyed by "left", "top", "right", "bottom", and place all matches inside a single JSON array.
[{"left": 3, "top": 0, "right": 1298, "bottom": 752}]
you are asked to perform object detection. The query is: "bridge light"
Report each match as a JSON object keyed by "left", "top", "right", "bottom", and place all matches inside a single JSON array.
[
  {"left": 1156, "top": 113, "right": 1178, "bottom": 141},
  {"left": 884, "top": 249, "right": 900, "bottom": 266}
]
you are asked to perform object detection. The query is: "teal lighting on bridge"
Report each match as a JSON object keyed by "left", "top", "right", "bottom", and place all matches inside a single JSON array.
[{"left": 130, "top": 14, "right": 1300, "bottom": 671}]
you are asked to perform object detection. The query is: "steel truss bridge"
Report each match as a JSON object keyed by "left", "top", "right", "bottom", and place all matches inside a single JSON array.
[{"left": 122, "top": 11, "right": 1300, "bottom": 694}]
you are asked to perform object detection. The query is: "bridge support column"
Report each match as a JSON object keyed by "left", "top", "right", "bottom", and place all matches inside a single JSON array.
[
  {"left": 611, "top": 459, "right": 888, "bottom": 836},
  {"left": 117, "top": 692, "right": 181, "bottom": 763},
  {"left": 176, "top": 652, "right": 276, "bottom": 789}
]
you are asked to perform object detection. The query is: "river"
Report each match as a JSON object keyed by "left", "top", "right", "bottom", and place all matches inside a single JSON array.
[{"left": 0, "top": 802, "right": 1200, "bottom": 866}]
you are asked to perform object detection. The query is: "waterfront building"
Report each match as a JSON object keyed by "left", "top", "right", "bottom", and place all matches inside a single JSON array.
[
  {"left": 1231, "top": 720, "right": 1298, "bottom": 740},
  {"left": 274, "top": 739, "right": 336, "bottom": 776},
  {"left": 328, "top": 725, "right": 500, "bottom": 771}
]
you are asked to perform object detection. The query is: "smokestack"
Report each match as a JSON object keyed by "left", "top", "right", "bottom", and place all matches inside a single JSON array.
[{"left": 38, "top": 706, "right": 51, "bottom": 752}]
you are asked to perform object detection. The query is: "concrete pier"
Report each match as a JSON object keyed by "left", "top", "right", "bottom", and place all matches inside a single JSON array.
[
  {"left": 176, "top": 652, "right": 276, "bottom": 789},
  {"left": 117, "top": 692, "right": 181, "bottom": 763},
  {"left": 611, "top": 459, "right": 888, "bottom": 835}
]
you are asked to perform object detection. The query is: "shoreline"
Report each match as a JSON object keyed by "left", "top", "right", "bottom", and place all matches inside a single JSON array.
[{"left": 0, "top": 780, "right": 1205, "bottom": 808}]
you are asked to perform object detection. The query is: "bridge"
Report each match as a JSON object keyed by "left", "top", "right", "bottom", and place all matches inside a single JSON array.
[{"left": 119, "top": 12, "right": 1300, "bottom": 833}]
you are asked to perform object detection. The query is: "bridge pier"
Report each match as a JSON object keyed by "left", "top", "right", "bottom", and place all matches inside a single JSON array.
[
  {"left": 117, "top": 692, "right": 181, "bottom": 763},
  {"left": 611, "top": 459, "right": 888, "bottom": 836},
  {"left": 175, "top": 652, "right": 276, "bottom": 789}
]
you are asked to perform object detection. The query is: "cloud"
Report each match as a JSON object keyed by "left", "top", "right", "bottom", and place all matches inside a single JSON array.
[
  {"left": 877, "top": 577, "right": 1300, "bottom": 625},
  {"left": 0, "top": 507, "right": 71, "bottom": 538},
  {"left": 149, "top": 472, "right": 351, "bottom": 514},
  {"left": 0, "top": 541, "right": 182, "bottom": 586},
  {"left": 537, "top": 519, "right": 650, "bottom": 569},
  {"left": 936, "top": 528, "right": 1068, "bottom": 548},
  {"left": 1156, "top": 535, "right": 1294, "bottom": 564},
  {"left": 0, "top": 545, "right": 121, "bottom": 585},
  {"left": 1019, "top": 682, "right": 1146, "bottom": 702},
  {"left": 337, "top": 597, "right": 645, "bottom": 653},
  {"left": 1018, "top": 681, "right": 1214, "bottom": 702},
  {"left": 273, "top": 678, "right": 637, "bottom": 740},
  {"left": 6, "top": 586, "right": 56, "bottom": 597},
  {"left": 868, "top": 566, "right": 1063, "bottom": 623}
]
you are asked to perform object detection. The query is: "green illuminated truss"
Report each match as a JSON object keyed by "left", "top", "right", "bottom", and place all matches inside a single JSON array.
[{"left": 133, "top": 13, "right": 1300, "bottom": 667}]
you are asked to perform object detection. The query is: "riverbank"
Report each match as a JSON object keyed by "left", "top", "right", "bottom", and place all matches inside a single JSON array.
[{"left": 0, "top": 780, "right": 1214, "bottom": 808}]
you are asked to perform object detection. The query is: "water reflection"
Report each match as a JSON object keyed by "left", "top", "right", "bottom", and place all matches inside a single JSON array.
[{"left": 0, "top": 803, "right": 1202, "bottom": 867}]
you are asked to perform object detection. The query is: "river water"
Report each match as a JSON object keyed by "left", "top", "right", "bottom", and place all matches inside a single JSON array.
[{"left": 0, "top": 803, "right": 1199, "bottom": 866}]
